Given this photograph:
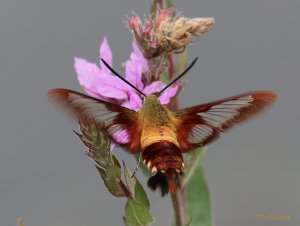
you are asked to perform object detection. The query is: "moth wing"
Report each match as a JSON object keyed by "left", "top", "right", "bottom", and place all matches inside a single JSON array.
[
  {"left": 174, "top": 91, "right": 277, "bottom": 152},
  {"left": 48, "top": 89, "right": 141, "bottom": 152}
]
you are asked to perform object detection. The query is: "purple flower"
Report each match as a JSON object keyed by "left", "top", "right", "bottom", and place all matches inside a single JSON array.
[{"left": 74, "top": 38, "right": 178, "bottom": 111}]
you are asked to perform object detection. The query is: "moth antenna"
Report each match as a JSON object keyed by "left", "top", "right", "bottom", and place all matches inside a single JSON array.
[
  {"left": 101, "top": 58, "right": 146, "bottom": 97},
  {"left": 131, "top": 154, "right": 142, "bottom": 178},
  {"left": 159, "top": 57, "right": 199, "bottom": 95}
]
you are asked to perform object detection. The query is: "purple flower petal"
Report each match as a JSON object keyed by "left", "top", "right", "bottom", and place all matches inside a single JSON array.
[
  {"left": 124, "top": 42, "right": 149, "bottom": 91},
  {"left": 143, "top": 81, "right": 178, "bottom": 104},
  {"left": 121, "top": 101, "right": 132, "bottom": 109},
  {"left": 96, "top": 75, "right": 128, "bottom": 100},
  {"left": 125, "top": 61, "right": 144, "bottom": 90},
  {"left": 159, "top": 84, "right": 178, "bottom": 105},
  {"left": 128, "top": 90, "right": 142, "bottom": 111},
  {"left": 75, "top": 38, "right": 156, "bottom": 114},
  {"left": 98, "top": 87, "right": 128, "bottom": 99},
  {"left": 84, "top": 87, "right": 110, "bottom": 101},
  {"left": 143, "top": 81, "right": 165, "bottom": 95},
  {"left": 99, "top": 37, "right": 113, "bottom": 74},
  {"left": 110, "top": 141, "right": 117, "bottom": 151},
  {"left": 131, "top": 42, "right": 149, "bottom": 72},
  {"left": 112, "top": 130, "right": 130, "bottom": 144},
  {"left": 74, "top": 57, "right": 103, "bottom": 98}
]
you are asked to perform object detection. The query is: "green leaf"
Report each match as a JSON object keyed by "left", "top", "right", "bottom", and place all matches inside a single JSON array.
[
  {"left": 92, "top": 149, "right": 111, "bottom": 169},
  {"left": 184, "top": 218, "right": 193, "bottom": 226},
  {"left": 96, "top": 166, "right": 126, "bottom": 197},
  {"left": 106, "top": 165, "right": 122, "bottom": 180},
  {"left": 182, "top": 147, "right": 206, "bottom": 186},
  {"left": 77, "top": 117, "right": 111, "bottom": 153},
  {"left": 150, "top": 1, "right": 158, "bottom": 18},
  {"left": 123, "top": 162, "right": 136, "bottom": 196},
  {"left": 185, "top": 148, "right": 212, "bottom": 226},
  {"left": 125, "top": 199, "right": 154, "bottom": 226},
  {"left": 134, "top": 179, "right": 150, "bottom": 210},
  {"left": 112, "top": 154, "right": 121, "bottom": 167},
  {"left": 123, "top": 162, "right": 150, "bottom": 209},
  {"left": 134, "top": 154, "right": 151, "bottom": 177}
]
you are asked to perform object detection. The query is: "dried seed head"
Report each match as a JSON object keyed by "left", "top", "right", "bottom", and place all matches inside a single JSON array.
[
  {"left": 160, "top": 17, "right": 215, "bottom": 52},
  {"left": 127, "top": 9, "right": 214, "bottom": 59}
]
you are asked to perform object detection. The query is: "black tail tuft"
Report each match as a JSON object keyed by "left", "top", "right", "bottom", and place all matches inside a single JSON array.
[{"left": 147, "top": 172, "right": 169, "bottom": 197}]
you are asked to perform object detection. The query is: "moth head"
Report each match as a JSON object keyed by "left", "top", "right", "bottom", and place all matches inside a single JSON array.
[{"left": 142, "top": 94, "right": 160, "bottom": 104}]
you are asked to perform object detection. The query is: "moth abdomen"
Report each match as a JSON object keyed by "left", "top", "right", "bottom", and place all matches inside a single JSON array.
[{"left": 143, "top": 141, "right": 184, "bottom": 196}]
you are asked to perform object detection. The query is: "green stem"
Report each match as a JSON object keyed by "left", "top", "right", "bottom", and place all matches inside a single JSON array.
[
  {"left": 167, "top": 53, "right": 179, "bottom": 110},
  {"left": 168, "top": 53, "right": 175, "bottom": 80},
  {"left": 158, "top": 0, "right": 164, "bottom": 8},
  {"left": 119, "top": 180, "right": 133, "bottom": 199},
  {"left": 171, "top": 192, "right": 186, "bottom": 226},
  {"left": 152, "top": 1, "right": 187, "bottom": 225},
  {"left": 168, "top": 51, "right": 187, "bottom": 226}
]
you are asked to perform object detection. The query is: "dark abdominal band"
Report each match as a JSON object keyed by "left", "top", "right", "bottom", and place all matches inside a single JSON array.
[{"left": 142, "top": 141, "right": 183, "bottom": 196}]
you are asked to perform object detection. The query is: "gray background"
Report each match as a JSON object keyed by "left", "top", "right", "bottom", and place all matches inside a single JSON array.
[{"left": 0, "top": 0, "right": 299, "bottom": 225}]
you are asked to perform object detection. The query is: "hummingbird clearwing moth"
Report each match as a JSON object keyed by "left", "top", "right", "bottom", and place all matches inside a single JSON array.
[{"left": 48, "top": 58, "right": 277, "bottom": 196}]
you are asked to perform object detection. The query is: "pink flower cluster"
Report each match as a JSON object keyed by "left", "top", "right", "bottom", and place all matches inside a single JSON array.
[{"left": 74, "top": 38, "right": 178, "bottom": 111}]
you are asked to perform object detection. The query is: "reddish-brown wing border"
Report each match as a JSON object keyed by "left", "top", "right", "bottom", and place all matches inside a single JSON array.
[
  {"left": 48, "top": 89, "right": 141, "bottom": 153},
  {"left": 174, "top": 91, "right": 277, "bottom": 152}
]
